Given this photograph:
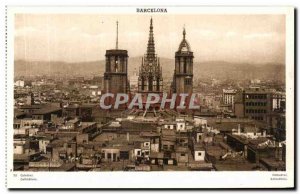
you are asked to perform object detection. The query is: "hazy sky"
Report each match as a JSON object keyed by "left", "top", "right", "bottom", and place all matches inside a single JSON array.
[{"left": 15, "top": 14, "right": 285, "bottom": 64}]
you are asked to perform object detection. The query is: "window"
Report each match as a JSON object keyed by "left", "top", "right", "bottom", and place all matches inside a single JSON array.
[
  {"left": 198, "top": 134, "right": 202, "bottom": 140},
  {"left": 163, "top": 145, "right": 168, "bottom": 150},
  {"left": 137, "top": 151, "right": 141, "bottom": 155},
  {"left": 107, "top": 153, "right": 111, "bottom": 159},
  {"left": 198, "top": 152, "right": 202, "bottom": 156},
  {"left": 145, "top": 151, "right": 149, "bottom": 155},
  {"left": 185, "top": 78, "right": 192, "bottom": 85},
  {"left": 181, "top": 153, "right": 186, "bottom": 157}
]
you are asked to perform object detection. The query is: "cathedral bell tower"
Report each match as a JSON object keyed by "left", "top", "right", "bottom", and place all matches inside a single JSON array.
[
  {"left": 103, "top": 21, "right": 129, "bottom": 94},
  {"left": 172, "top": 27, "right": 194, "bottom": 94}
]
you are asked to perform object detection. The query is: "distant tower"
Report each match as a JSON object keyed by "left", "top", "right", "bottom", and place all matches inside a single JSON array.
[
  {"left": 26, "top": 92, "right": 34, "bottom": 105},
  {"left": 172, "top": 27, "right": 194, "bottom": 94},
  {"left": 103, "top": 21, "right": 129, "bottom": 94},
  {"left": 138, "top": 18, "right": 163, "bottom": 93}
]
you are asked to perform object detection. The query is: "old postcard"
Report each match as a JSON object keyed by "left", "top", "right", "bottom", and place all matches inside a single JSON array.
[{"left": 6, "top": 6, "right": 294, "bottom": 189}]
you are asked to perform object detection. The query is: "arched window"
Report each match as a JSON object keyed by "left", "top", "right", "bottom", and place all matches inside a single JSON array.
[
  {"left": 115, "top": 58, "right": 119, "bottom": 73},
  {"left": 184, "top": 58, "right": 187, "bottom": 73}
]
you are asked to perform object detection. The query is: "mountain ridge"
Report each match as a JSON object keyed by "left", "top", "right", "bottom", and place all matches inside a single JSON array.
[{"left": 14, "top": 57, "right": 285, "bottom": 81}]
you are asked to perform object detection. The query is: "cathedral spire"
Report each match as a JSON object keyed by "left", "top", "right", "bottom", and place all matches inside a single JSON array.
[
  {"left": 146, "top": 17, "right": 155, "bottom": 60},
  {"left": 183, "top": 26, "right": 186, "bottom": 40}
]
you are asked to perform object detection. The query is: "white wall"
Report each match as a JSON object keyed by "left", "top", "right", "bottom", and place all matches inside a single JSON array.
[
  {"left": 196, "top": 133, "right": 203, "bottom": 143},
  {"left": 194, "top": 151, "right": 205, "bottom": 161},
  {"left": 176, "top": 122, "right": 186, "bottom": 131},
  {"left": 193, "top": 117, "right": 207, "bottom": 127},
  {"left": 14, "top": 145, "right": 24, "bottom": 154}
]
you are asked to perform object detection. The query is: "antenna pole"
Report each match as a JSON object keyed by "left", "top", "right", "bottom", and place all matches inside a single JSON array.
[{"left": 116, "top": 21, "right": 119, "bottom": 50}]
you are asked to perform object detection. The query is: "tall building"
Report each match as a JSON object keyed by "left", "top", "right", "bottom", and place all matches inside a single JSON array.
[
  {"left": 103, "top": 21, "right": 129, "bottom": 94},
  {"left": 234, "top": 88, "right": 272, "bottom": 121},
  {"left": 172, "top": 27, "right": 194, "bottom": 94},
  {"left": 26, "top": 92, "right": 34, "bottom": 105},
  {"left": 234, "top": 87, "right": 286, "bottom": 138},
  {"left": 138, "top": 18, "right": 163, "bottom": 93},
  {"left": 222, "top": 89, "right": 237, "bottom": 106}
]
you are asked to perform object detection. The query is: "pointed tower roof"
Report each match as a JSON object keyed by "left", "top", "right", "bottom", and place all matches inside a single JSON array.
[
  {"left": 178, "top": 26, "right": 191, "bottom": 52},
  {"left": 146, "top": 17, "right": 156, "bottom": 60}
]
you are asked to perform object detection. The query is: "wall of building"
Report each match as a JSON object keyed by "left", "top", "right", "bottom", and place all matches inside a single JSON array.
[
  {"left": 234, "top": 103, "right": 244, "bottom": 118},
  {"left": 101, "top": 148, "right": 120, "bottom": 162},
  {"left": 76, "top": 134, "right": 89, "bottom": 144},
  {"left": 176, "top": 122, "right": 186, "bottom": 131},
  {"left": 39, "top": 139, "right": 50, "bottom": 153},
  {"left": 14, "top": 145, "right": 24, "bottom": 154},
  {"left": 175, "top": 152, "right": 188, "bottom": 164},
  {"left": 194, "top": 150, "right": 205, "bottom": 161}
]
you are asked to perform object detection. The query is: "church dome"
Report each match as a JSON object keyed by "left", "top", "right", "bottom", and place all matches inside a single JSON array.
[{"left": 178, "top": 28, "right": 191, "bottom": 52}]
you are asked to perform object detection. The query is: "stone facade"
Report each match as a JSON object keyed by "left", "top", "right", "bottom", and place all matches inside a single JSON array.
[{"left": 172, "top": 28, "right": 194, "bottom": 94}]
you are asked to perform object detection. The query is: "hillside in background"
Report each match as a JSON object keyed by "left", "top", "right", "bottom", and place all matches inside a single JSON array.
[{"left": 14, "top": 57, "right": 285, "bottom": 82}]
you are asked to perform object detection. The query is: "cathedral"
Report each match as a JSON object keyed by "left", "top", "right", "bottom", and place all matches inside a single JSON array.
[
  {"left": 102, "top": 18, "right": 195, "bottom": 110},
  {"left": 138, "top": 18, "right": 163, "bottom": 94}
]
